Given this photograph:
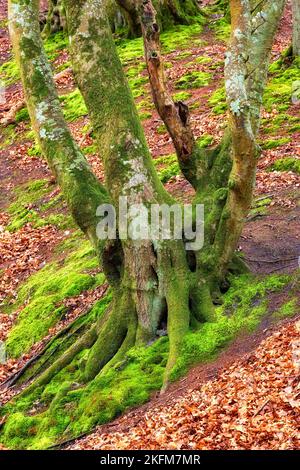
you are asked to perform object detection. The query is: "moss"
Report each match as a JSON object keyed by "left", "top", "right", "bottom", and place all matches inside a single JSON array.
[
  {"left": 263, "top": 58, "right": 300, "bottom": 112},
  {"left": 175, "top": 70, "right": 211, "bottom": 89},
  {"left": 197, "top": 134, "right": 214, "bottom": 148},
  {"left": 27, "top": 143, "right": 42, "bottom": 158},
  {"left": 82, "top": 143, "right": 98, "bottom": 155},
  {"left": 269, "top": 157, "right": 300, "bottom": 175},
  {"left": 5, "top": 239, "right": 105, "bottom": 358},
  {"left": 171, "top": 273, "right": 296, "bottom": 379},
  {"left": 208, "top": 86, "right": 227, "bottom": 114},
  {"left": 127, "top": 74, "right": 148, "bottom": 99},
  {"left": 59, "top": 89, "right": 88, "bottom": 122},
  {"left": 272, "top": 298, "right": 298, "bottom": 320},
  {"left": 44, "top": 31, "right": 68, "bottom": 61},
  {"left": 0, "top": 60, "right": 20, "bottom": 86},
  {"left": 160, "top": 22, "right": 204, "bottom": 54},
  {"left": 154, "top": 154, "right": 180, "bottom": 183},
  {"left": 262, "top": 113, "right": 299, "bottom": 135},
  {"left": 6, "top": 179, "right": 51, "bottom": 232},
  {"left": 248, "top": 197, "right": 272, "bottom": 218},
  {"left": 261, "top": 137, "right": 291, "bottom": 150},
  {"left": 172, "top": 91, "right": 192, "bottom": 101},
  {"left": 2, "top": 271, "right": 297, "bottom": 450},
  {"left": 139, "top": 111, "right": 152, "bottom": 120},
  {"left": 157, "top": 123, "right": 167, "bottom": 134},
  {"left": 212, "top": 17, "right": 231, "bottom": 41}
]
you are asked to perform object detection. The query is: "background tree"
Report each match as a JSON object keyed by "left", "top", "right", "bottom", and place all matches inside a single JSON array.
[
  {"left": 292, "top": 0, "right": 300, "bottom": 56},
  {"left": 7, "top": 0, "right": 285, "bottom": 403}
]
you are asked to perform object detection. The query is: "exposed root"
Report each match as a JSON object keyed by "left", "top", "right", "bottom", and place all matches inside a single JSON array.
[{"left": 20, "top": 325, "right": 98, "bottom": 397}]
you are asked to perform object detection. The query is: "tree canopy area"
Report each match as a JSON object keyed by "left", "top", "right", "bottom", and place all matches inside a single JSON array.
[{"left": 0, "top": 0, "right": 299, "bottom": 451}]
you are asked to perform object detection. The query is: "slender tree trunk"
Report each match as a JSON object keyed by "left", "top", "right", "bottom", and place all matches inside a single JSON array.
[
  {"left": 7, "top": 0, "right": 285, "bottom": 399},
  {"left": 292, "top": 0, "right": 300, "bottom": 56}
]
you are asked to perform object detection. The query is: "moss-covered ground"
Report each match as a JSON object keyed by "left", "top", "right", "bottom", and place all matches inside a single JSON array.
[{"left": 1, "top": 269, "right": 298, "bottom": 449}]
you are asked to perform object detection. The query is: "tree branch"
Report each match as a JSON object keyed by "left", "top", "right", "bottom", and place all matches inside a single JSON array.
[{"left": 139, "top": 0, "right": 202, "bottom": 189}]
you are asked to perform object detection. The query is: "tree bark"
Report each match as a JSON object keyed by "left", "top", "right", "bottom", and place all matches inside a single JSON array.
[
  {"left": 7, "top": 0, "right": 284, "bottom": 400},
  {"left": 292, "top": 0, "right": 300, "bottom": 56}
]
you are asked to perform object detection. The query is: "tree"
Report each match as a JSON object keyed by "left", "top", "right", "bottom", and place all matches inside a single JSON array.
[
  {"left": 42, "top": 0, "right": 66, "bottom": 37},
  {"left": 7, "top": 0, "right": 285, "bottom": 403},
  {"left": 116, "top": 0, "right": 201, "bottom": 37},
  {"left": 292, "top": 0, "right": 300, "bottom": 56}
]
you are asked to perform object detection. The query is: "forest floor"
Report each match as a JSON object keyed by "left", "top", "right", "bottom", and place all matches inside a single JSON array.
[{"left": 0, "top": 0, "right": 299, "bottom": 450}]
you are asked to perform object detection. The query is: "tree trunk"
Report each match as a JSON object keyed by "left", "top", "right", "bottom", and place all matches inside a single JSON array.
[
  {"left": 42, "top": 0, "right": 66, "bottom": 37},
  {"left": 6, "top": 0, "right": 285, "bottom": 413},
  {"left": 116, "top": 0, "right": 201, "bottom": 37},
  {"left": 292, "top": 0, "right": 300, "bottom": 56}
]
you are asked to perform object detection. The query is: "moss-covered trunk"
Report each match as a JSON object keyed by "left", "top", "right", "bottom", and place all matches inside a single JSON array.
[{"left": 42, "top": 0, "right": 66, "bottom": 37}]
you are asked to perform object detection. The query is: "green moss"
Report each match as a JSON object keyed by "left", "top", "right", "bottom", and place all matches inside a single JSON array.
[
  {"left": 139, "top": 111, "right": 152, "bottom": 120},
  {"left": 272, "top": 298, "right": 298, "bottom": 320},
  {"left": 154, "top": 154, "right": 180, "bottom": 183},
  {"left": 269, "top": 157, "right": 300, "bottom": 175},
  {"left": 175, "top": 71, "right": 211, "bottom": 89},
  {"left": 212, "top": 17, "right": 231, "bottom": 41},
  {"left": 27, "top": 143, "right": 42, "bottom": 158},
  {"left": 172, "top": 91, "right": 192, "bottom": 101},
  {"left": 0, "top": 60, "right": 20, "bottom": 86},
  {"left": 15, "top": 107, "right": 30, "bottom": 123},
  {"left": 171, "top": 273, "right": 296, "bottom": 379},
  {"left": 248, "top": 197, "right": 272, "bottom": 218},
  {"left": 197, "top": 134, "right": 214, "bottom": 148},
  {"left": 6, "top": 179, "right": 51, "bottom": 232},
  {"left": 157, "top": 123, "right": 167, "bottom": 134},
  {"left": 127, "top": 74, "right": 148, "bottom": 98},
  {"left": 261, "top": 137, "right": 291, "bottom": 150},
  {"left": 5, "top": 239, "right": 105, "bottom": 358},
  {"left": 2, "top": 271, "right": 297, "bottom": 450},
  {"left": 44, "top": 31, "right": 68, "bottom": 61},
  {"left": 82, "top": 143, "right": 98, "bottom": 155},
  {"left": 160, "top": 22, "right": 204, "bottom": 54},
  {"left": 0, "top": 32, "right": 68, "bottom": 87},
  {"left": 59, "top": 89, "right": 88, "bottom": 122},
  {"left": 263, "top": 58, "right": 300, "bottom": 112},
  {"left": 262, "top": 113, "right": 299, "bottom": 135},
  {"left": 208, "top": 86, "right": 227, "bottom": 114}
]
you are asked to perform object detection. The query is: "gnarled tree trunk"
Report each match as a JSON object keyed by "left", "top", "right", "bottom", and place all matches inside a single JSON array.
[
  {"left": 7, "top": 0, "right": 285, "bottom": 400},
  {"left": 42, "top": 0, "right": 66, "bottom": 37}
]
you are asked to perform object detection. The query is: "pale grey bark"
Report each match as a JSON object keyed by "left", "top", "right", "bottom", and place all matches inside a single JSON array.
[{"left": 292, "top": 0, "right": 300, "bottom": 56}]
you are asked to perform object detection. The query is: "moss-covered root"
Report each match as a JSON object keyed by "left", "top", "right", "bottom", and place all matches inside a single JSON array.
[
  {"left": 21, "top": 325, "right": 98, "bottom": 397},
  {"left": 83, "top": 293, "right": 137, "bottom": 382}
]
